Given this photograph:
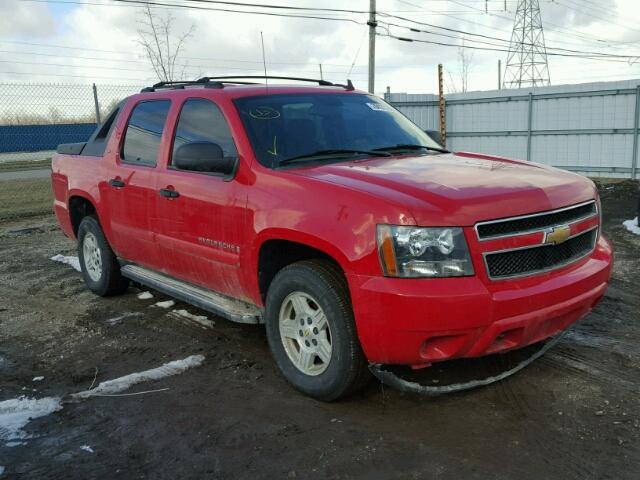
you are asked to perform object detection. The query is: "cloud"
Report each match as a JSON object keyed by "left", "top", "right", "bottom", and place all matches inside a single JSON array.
[
  {"left": 0, "top": 0, "right": 638, "bottom": 93},
  {"left": 0, "top": 2, "right": 56, "bottom": 37}
]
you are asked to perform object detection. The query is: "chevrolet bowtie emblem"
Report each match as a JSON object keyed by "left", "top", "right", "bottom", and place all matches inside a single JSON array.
[{"left": 544, "top": 225, "right": 571, "bottom": 245}]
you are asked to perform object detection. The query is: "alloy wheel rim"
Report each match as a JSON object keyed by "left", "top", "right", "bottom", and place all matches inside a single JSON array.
[
  {"left": 82, "top": 232, "right": 102, "bottom": 282},
  {"left": 279, "top": 291, "right": 332, "bottom": 376}
]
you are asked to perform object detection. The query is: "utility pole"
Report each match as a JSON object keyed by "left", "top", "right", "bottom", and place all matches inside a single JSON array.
[
  {"left": 438, "top": 64, "right": 446, "bottom": 148},
  {"left": 368, "top": 0, "right": 376, "bottom": 94},
  {"left": 319, "top": 63, "right": 323, "bottom": 80},
  {"left": 498, "top": 59, "right": 502, "bottom": 90}
]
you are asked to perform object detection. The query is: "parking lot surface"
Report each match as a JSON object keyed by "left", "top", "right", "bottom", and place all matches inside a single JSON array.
[{"left": 1, "top": 180, "right": 639, "bottom": 479}]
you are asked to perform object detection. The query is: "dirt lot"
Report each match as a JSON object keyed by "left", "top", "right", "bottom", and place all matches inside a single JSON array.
[{"left": 1, "top": 179, "right": 639, "bottom": 479}]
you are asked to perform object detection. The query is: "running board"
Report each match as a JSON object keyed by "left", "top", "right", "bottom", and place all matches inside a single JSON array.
[{"left": 121, "top": 264, "right": 263, "bottom": 324}]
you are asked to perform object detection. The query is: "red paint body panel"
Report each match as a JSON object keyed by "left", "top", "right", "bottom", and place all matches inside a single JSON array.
[{"left": 51, "top": 84, "right": 613, "bottom": 366}]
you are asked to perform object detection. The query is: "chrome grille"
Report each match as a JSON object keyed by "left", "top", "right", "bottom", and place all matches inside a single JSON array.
[
  {"left": 485, "top": 229, "right": 597, "bottom": 279},
  {"left": 476, "top": 201, "right": 597, "bottom": 240}
]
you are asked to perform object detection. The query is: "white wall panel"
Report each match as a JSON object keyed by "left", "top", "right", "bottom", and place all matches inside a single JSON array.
[{"left": 390, "top": 79, "right": 640, "bottom": 178}]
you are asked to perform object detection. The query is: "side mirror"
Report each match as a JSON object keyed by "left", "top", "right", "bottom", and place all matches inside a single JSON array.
[
  {"left": 173, "top": 141, "right": 237, "bottom": 177},
  {"left": 424, "top": 129, "right": 443, "bottom": 146}
]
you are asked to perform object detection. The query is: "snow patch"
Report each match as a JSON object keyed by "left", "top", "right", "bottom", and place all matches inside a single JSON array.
[
  {"left": 153, "top": 300, "right": 175, "bottom": 309},
  {"left": 0, "top": 356, "right": 204, "bottom": 446},
  {"left": 71, "top": 355, "right": 205, "bottom": 400},
  {"left": 137, "top": 291, "right": 154, "bottom": 300},
  {"left": 80, "top": 445, "right": 94, "bottom": 453},
  {"left": 32, "top": 376, "right": 44, "bottom": 382},
  {"left": 106, "top": 312, "right": 143, "bottom": 326},
  {"left": 623, "top": 218, "right": 640, "bottom": 235},
  {"left": 170, "top": 309, "right": 215, "bottom": 329},
  {"left": 50, "top": 254, "right": 81, "bottom": 272},
  {"left": 0, "top": 396, "right": 63, "bottom": 442}
]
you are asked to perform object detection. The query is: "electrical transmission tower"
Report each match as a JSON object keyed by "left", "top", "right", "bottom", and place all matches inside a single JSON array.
[{"left": 503, "top": 0, "right": 550, "bottom": 89}]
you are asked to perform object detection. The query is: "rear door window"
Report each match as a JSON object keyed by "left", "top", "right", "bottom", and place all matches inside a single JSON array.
[
  {"left": 171, "top": 98, "right": 238, "bottom": 170},
  {"left": 121, "top": 100, "right": 171, "bottom": 167}
]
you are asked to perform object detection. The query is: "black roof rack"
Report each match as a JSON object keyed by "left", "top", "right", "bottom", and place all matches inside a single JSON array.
[
  {"left": 197, "top": 76, "right": 354, "bottom": 90},
  {"left": 140, "top": 79, "right": 226, "bottom": 92},
  {"left": 141, "top": 76, "right": 354, "bottom": 93}
]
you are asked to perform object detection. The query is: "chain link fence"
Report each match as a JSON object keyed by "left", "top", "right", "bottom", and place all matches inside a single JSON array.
[{"left": 0, "top": 83, "right": 143, "bottom": 162}]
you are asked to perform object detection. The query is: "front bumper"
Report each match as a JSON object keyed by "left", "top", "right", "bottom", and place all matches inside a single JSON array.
[{"left": 348, "top": 235, "right": 612, "bottom": 365}]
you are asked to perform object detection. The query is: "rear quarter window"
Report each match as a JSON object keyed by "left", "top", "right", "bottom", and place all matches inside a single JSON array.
[{"left": 82, "top": 104, "right": 122, "bottom": 157}]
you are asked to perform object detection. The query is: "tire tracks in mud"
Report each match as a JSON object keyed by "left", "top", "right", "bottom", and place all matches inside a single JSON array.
[
  {"left": 490, "top": 368, "right": 598, "bottom": 479},
  {"left": 541, "top": 347, "right": 638, "bottom": 392}
]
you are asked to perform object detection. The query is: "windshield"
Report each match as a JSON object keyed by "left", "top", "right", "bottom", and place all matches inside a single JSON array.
[{"left": 233, "top": 93, "right": 443, "bottom": 168}]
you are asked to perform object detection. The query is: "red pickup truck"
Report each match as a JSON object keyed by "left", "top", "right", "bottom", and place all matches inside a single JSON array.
[{"left": 52, "top": 76, "right": 612, "bottom": 400}]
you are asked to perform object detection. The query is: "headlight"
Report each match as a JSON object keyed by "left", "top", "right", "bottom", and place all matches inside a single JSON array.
[{"left": 377, "top": 225, "right": 474, "bottom": 278}]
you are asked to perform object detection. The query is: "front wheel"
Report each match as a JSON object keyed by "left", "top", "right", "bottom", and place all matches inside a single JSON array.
[
  {"left": 77, "top": 215, "right": 129, "bottom": 296},
  {"left": 265, "top": 260, "right": 369, "bottom": 401}
]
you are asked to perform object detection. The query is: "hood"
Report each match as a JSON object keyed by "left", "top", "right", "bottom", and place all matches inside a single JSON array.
[{"left": 288, "top": 152, "right": 596, "bottom": 226}]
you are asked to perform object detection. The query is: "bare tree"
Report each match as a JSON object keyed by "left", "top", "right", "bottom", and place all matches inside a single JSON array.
[
  {"left": 447, "top": 42, "right": 475, "bottom": 93},
  {"left": 137, "top": 5, "right": 196, "bottom": 82},
  {"left": 457, "top": 44, "right": 475, "bottom": 93}
]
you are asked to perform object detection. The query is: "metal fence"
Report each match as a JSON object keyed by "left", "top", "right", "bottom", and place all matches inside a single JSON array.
[
  {"left": 386, "top": 79, "right": 640, "bottom": 179},
  {"left": 3, "top": 79, "right": 640, "bottom": 178},
  {"left": 0, "top": 83, "right": 142, "bottom": 162}
]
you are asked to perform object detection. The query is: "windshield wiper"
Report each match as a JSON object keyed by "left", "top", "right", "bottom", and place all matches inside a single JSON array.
[
  {"left": 279, "top": 149, "right": 392, "bottom": 166},
  {"left": 373, "top": 144, "right": 450, "bottom": 154}
]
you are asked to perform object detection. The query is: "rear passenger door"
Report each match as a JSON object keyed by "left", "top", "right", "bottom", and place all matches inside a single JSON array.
[
  {"left": 153, "top": 98, "right": 246, "bottom": 298},
  {"left": 104, "top": 99, "right": 171, "bottom": 268}
]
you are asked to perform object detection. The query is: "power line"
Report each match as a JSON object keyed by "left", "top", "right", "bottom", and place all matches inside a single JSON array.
[
  {"left": 377, "top": 2, "right": 640, "bottom": 56},
  {"left": 0, "top": 47, "right": 377, "bottom": 71},
  {"left": 394, "top": 0, "right": 639, "bottom": 49},
  {"left": 10, "top": 0, "right": 640, "bottom": 89},
  {"left": 0, "top": 57, "right": 371, "bottom": 77},
  {"left": 377, "top": 32, "right": 638, "bottom": 64},
  {"left": 22, "top": 0, "right": 640, "bottom": 53},
  {"left": 554, "top": 0, "right": 640, "bottom": 35},
  {"left": 17, "top": 0, "right": 367, "bottom": 24},
  {"left": 0, "top": 70, "right": 152, "bottom": 81},
  {"left": 379, "top": 19, "right": 639, "bottom": 60}
]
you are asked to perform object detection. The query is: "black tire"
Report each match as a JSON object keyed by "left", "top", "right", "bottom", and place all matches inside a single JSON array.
[
  {"left": 265, "top": 259, "right": 370, "bottom": 401},
  {"left": 77, "top": 215, "right": 129, "bottom": 296}
]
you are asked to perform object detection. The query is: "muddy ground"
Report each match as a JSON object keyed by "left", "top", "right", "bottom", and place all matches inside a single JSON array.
[{"left": 1, "top": 180, "right": 639, "bottom": 479}]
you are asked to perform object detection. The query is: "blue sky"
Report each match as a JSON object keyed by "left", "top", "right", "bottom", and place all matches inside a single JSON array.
[{"left": 49, "top": 3, "right": 76, "bottom": 18}]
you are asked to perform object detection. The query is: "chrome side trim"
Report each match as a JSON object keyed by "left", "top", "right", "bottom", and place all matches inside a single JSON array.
[
  {"left": 483, "top": 226, "right": 598, "bottom": 281},
  {"left": 475, "top": 200, "right": 597, "bottom": 241},
  {"left": 121, "top": 264, "right": 263, "bottom": 324}
]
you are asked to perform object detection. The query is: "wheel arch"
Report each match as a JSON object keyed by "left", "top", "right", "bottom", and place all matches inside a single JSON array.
[
  {"left": 253, "top": 230, "right": 351, "bottom": 303},
  {"left": 68, "top": 194, "right": 98, "bottom": 236}
]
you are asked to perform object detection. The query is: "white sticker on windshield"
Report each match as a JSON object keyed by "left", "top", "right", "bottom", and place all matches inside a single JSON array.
[{"left": 366, "top": 102, "right": 390, "bottom": 111}]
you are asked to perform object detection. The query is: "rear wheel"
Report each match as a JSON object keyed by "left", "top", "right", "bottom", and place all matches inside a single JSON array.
[
  {"left": 77, "top": 215, "right": 129, "bottom": 296},
  {"left": 265, "top": 259, "right": 369, "bottom": 401}
]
